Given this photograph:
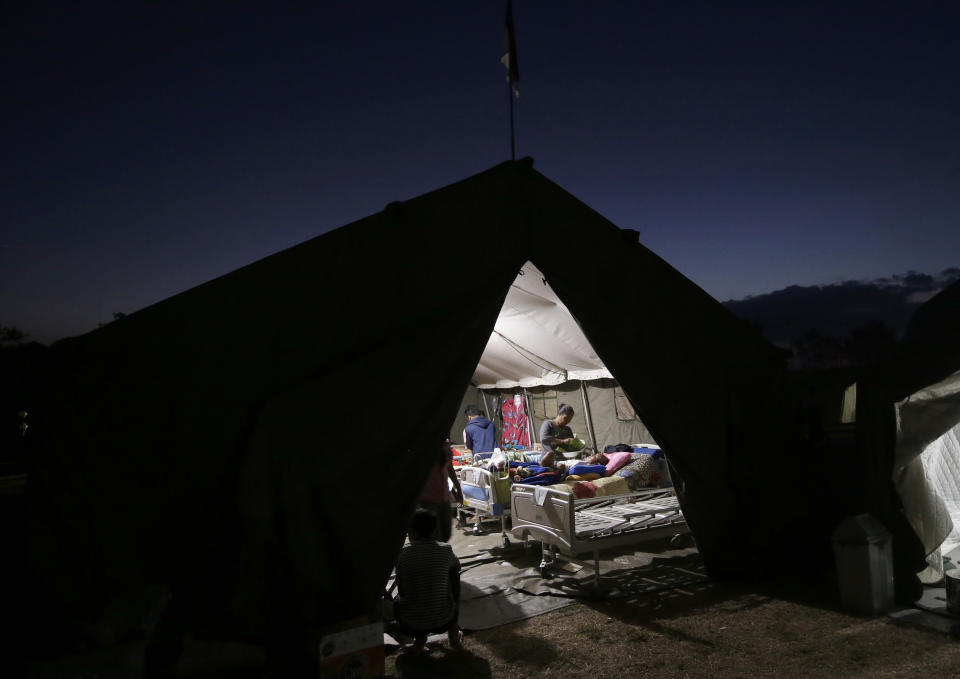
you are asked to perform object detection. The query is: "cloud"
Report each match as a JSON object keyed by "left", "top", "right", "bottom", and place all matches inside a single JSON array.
[
  {"left": 880, "top": 269, "right": 958, "bottom": 293},
  {"left": 940, "top": 267, "right": 960, "bottom": 279},
  {"left": 722, "top": 268, "right": 959, "bottom": 347}
]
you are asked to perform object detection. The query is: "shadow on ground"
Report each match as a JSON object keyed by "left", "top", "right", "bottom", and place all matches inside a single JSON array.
[
  {"left": 25, "top": 639, "right": 266, "bottom": 679},
  {"left": 578, "top": 552, "right": 853, "bottom": 648},
  {"left": 390, "top": 645, "right": 491, "bottom": 679},
  {"left": 476, "top": 626, "right": 560, "bottom": 667}
]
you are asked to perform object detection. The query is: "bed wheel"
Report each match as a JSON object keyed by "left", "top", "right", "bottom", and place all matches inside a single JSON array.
[
  {"left": 501, "top": 536, "right": 511, "bottom": 549},
  {"left": 669, "top": 533, "right": 685, "bottom": 548},
  {"left": 472, "top": 525, "right": 481, "bottom": 536}
]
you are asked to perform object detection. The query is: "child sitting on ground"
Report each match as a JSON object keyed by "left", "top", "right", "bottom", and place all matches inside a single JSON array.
[{"left": 391, "top": 509, "right": 463, "bottom": 652}]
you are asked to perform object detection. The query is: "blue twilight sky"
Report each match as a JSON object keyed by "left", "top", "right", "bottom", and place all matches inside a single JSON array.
[{"left": 2, "top": 1, "right": 959, "bottom": 344}]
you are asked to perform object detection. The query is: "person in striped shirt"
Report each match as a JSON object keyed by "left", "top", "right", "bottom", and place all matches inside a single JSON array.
[{"left": 394, "top": 509, "right": 463, "bottom": 651}]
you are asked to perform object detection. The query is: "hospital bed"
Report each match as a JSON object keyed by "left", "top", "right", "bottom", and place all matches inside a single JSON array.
[
  {"left": 454, "top": 463, "right": 513, "bottom": 546},
  {"left": 453, "top": 450, "right": 544, "bottom": 545},
  {"left": 510, "top": 483, "right": 689, "bottom": 587}
]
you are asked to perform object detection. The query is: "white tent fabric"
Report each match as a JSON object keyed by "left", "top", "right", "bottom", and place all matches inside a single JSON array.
[
  {"left": 893, "top": 370, "right": 960, "bottom": 559},
  {"left": 472, "top": 262, "right": 612, "bottom": 389}
]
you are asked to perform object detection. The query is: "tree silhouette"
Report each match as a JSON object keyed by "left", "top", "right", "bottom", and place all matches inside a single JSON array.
[
  {"left": 790, "top": 329, "right": 845, "bottom": 371},
  {"left": 845, "top": 321, "right": 896, "bottom": 368},
  {"left": 0, "top": 325, "right": 26, "bottom": 346},
  {"left": 97, "top": 312, "right": 128, "bottom": 328}
]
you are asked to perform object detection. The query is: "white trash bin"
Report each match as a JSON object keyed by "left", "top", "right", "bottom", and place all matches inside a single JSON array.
[{"left": 831, "top": 513, "right": 895, "bottom": 615}]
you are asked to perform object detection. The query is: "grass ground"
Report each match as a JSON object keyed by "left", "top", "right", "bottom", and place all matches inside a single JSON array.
[
  {"left": 388, "top": 576, "right": 960, "bottom": 679},
  {"left": 20, "top": 512, "right": 960, "bottom": 678},
  {"left": 23, "top": 574, "right": 960, "bottom": 678}
]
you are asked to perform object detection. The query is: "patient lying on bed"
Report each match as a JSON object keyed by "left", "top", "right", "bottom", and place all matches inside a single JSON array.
[
  {"left": 512, "top": 462, "right": 560, "bottom": 485},
  {"left": 514, "top": 450, "right": 662, "bottom": 497}
]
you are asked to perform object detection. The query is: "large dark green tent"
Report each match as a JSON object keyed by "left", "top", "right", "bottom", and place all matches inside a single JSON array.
[{"left": 28, "top": 160, "right": 809, "bottom": 645}]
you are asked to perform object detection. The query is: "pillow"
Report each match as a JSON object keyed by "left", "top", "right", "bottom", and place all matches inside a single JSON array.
[
  {"left": 567, "top": 463, "right": 607, "bottom": 477},
  {"left": 592, "top": 475, "right": 630, "bottom": 496},
  {"left": 603, "top": 451, "right": 633, "bottom": 476},
  {"left": 566, "top": 473, "right": 602, "bottom": 482},
  {"left": 618, "top": 454, "right": 658, "bottom": 490}
]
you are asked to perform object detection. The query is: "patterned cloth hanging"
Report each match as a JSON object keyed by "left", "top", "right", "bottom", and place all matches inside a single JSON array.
[{"left": 499, "top": 393, "right": 530, "bottom": 449}]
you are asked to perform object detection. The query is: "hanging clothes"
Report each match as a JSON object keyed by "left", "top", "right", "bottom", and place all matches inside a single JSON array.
[{"left": 499, "top": 393, "right": 530, "bottom": 449}]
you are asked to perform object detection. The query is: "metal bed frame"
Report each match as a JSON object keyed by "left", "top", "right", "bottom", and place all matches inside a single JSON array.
[
  {"left": 510, "top": 483, "right": 689, "bottom": 587},
  {"left": 455, "top": 464, "right": 513, "bottom": 547}
]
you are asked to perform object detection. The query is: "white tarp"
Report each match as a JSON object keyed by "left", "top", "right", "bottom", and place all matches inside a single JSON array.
[
  {"left": 893, "top": 370, "right": 960, "bottom": 561},
  {"left": 472, "top": 262, "right": 612, "bottom": 389}
]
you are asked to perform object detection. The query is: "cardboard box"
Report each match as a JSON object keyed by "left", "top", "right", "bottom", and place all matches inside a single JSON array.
[{"left": 317, "top": 619, "right": 384, "bottom": 679}]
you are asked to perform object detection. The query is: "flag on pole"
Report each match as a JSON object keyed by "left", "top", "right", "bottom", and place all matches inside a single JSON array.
[{"left": 500, "top": 0, "right": 520, "bottom": 98}]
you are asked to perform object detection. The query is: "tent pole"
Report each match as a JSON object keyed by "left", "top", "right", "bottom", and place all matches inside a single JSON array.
[
  {"left": 482, "top": 391, "right": 501, "bottom": 448},
  {"left": 579, "top": 381, "right": 598, "bottom": 452},
  {"left": 523, "top": 387, "right": 537, "bottom": 450}
]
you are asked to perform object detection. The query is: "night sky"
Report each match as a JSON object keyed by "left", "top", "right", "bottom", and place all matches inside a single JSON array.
[{"left": 3, "top": 2, "right": 959, "bottom": 344}]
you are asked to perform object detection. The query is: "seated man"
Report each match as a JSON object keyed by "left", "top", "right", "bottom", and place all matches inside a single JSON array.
[
  {"left": 538, "top": 403, "right": 576, "bottom": 468},
  {"left": 392, "top": 509, "right": 463, "bottom": 651}
]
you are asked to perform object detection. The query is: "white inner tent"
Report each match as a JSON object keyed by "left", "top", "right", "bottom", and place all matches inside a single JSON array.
[
  {"left": 473, "top": 262, "right": 612, "bottom": 389},
  {"left": 455, "top": 262, "right": 655, "bottom": 451}
]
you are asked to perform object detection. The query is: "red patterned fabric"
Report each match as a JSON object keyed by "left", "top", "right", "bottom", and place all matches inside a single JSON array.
[
  {"left": 499, "top": 394, "right": 530, "bottom": 448},
  {"left": 572, "top": 481, "right": 598, "bottom": 499}
]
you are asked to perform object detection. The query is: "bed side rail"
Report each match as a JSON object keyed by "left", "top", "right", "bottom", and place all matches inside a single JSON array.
[
  {"left": 510, "top": 484, "right": 575, "bottom": 542},
  {"left": 456, "top": 465, "right": 511, "bottom": 508}
]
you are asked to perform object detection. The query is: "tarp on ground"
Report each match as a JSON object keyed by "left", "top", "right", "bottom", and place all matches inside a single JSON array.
[{"left": 27, "top": 159, "right": 808, "bottom": 641}]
